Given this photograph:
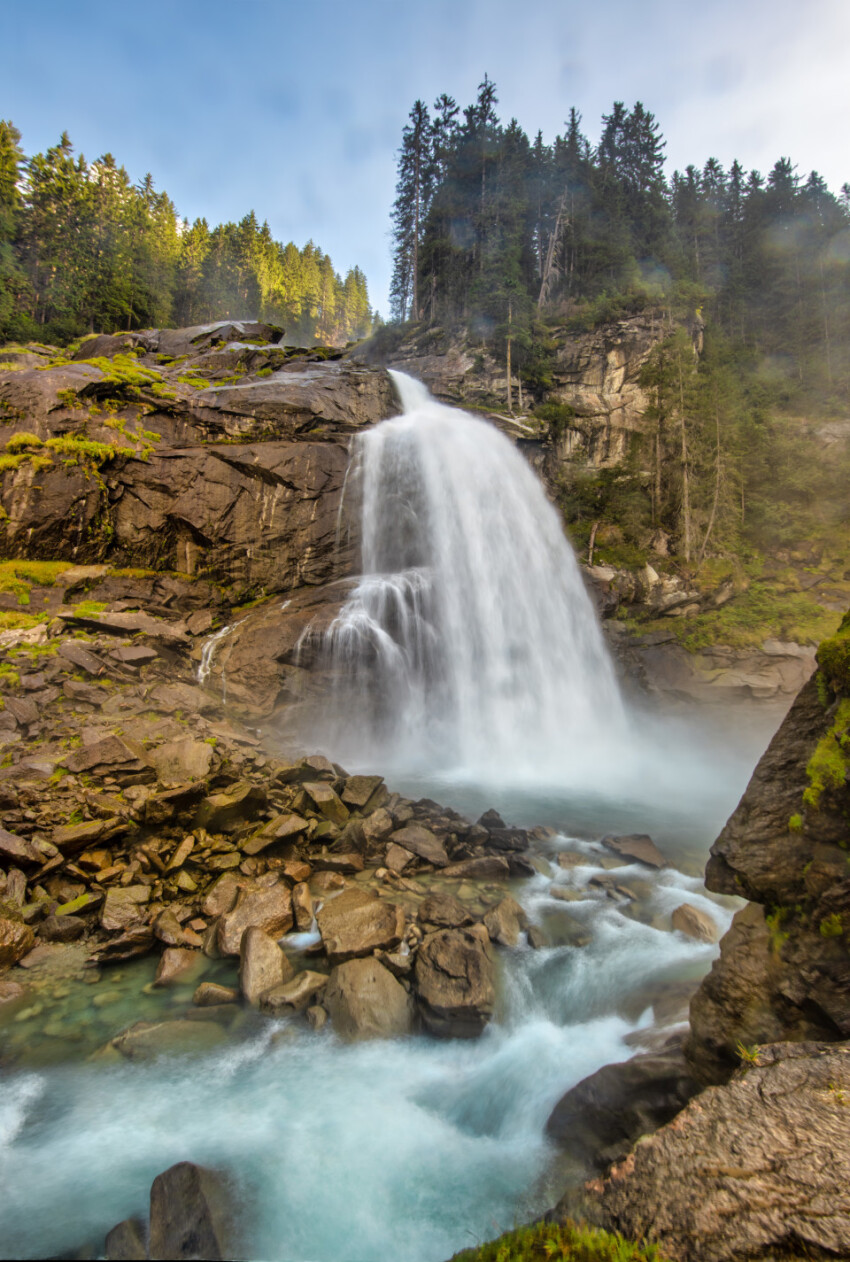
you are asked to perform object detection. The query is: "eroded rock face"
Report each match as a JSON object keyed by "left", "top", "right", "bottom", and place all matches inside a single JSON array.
[{"left": 562, "top": 1042, "right": 850, "bottom": 1262}]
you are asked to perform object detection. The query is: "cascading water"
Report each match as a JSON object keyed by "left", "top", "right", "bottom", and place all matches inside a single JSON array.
[{"left": 318, "top": 371, "right": 628, "bottom": 784}]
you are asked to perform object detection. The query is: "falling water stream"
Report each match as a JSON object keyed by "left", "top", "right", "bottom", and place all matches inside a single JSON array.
[{"left": 0, "top": 375, "right": 778, "bottom": 1261}]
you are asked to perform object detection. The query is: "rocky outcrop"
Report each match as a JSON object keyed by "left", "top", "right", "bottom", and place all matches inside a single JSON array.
[
  {"left": 687, "top": 618, "right": 850, "bottom": 1083},
  {"left": 0, "top": 327, "right": 395, "bottom": 598},
  {"left": 561, "top": 1042, "right": 850, "bottom": 1262}
]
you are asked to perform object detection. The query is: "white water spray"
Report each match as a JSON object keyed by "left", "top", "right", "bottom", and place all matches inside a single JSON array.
[{"left": 319, "top": 372, "right": 628, "bottom": 784}]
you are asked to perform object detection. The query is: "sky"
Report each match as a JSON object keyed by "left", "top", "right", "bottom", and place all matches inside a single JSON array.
[{"left": 5, "top": 0, "right": 849, "bottom": 315}]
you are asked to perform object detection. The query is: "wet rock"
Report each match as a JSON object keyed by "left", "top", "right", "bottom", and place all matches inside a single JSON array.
[
  {"left": 216, "top": 882, "right": 293, "bottom": 956},
  {"left": 302, "top": 780, "right": 349, "bottom": 825},
  {"left": 563, "top": 1042, "right": 850, "bottom": 1262},
  {"left": 52, "top": 816, "right": 129, "bottom": 854},
  {"left": 104, "top": 1216, "right": 147, "bottom": 1260},
  {"left": 671, "top": 902, "right": 718, "bottom": 943},
  {"left": 601, "top": 834, "right": 666, "bottom": 868},
  {"left": 242, "top": 811, "right": 308, "bottom": 856},
  {"left": 112, "top": 1019, "right": 226, "bottom": 1060},
  {"left": 361, "top": 807, "right": 395, "bottom": 848},
  {"left": 291, "top": 881, "right": 314, "bottom": 931},
  {"left": 154, "top": 947, "right": 201, "bottom": 986},
  {"left": 546, "top": 1041, "right": 700, "bottom": 1172},
  {"left": 149, "top": 1161, "right": 234, "bottom": 1261},
  {"left": 64, "top": 734, "right": 150, "bottom": 777},
  {"left": 260, "top": 970, "right": 328, "bottom": 1013},
  {"left": 324, "top": 957, "right": 413, "bottom": 1040},
  {"left": 0, "top": 978, "right": 25, "bottom": 1004},
  {"left": 196, "top": 782, "right": 267, "bottom": 833},
  {"left": 306, "top": 1004, "right": 327, "bottom": 1030},
  {"left": 384, "top": 842, "right": 413, "bottom": 873},
  {"left": 388, "top": 824, "right": 448, "bottom": 867},
  {"left": 100, "top": 885, "right": 151, "bottom": 932},
  {"left": 441, "top": 856, "right": 510, "bottom": 880},
  {"left": 39, "top": 913, "right": 85, "bottom": 943},
  {"left": 89, "top": 925, "right": 155, "bottom": 962},
  {"left": 193, "top": 982, "right": 239, "bottom": 1007},
  {"left": 316, "top": 887, "right": 405, "bottom": 964},
  {"left": 483, "top": 896, "right": 528, "bottom": 947},
  {"left": 340, "top": 774, "right": 386, "bottom": 810},
  {"left": 312, "top": 852, "right": 363, "bottom": 874},
  {"left": 0, "top": 826, "right": 43, "bottom": 866},
  {"left": 239, "top": 925, "right": 293, "bottom": 1003},
  {"left": 153, "top": 907, "right": 188, "bottom": 947},
  {"left": 0, "top": 914, "right": 35, "bottom": 966},
  {"left": 417, "top": 892, "right": 473, "bottom": 930},
  {"left": 414, "top": 928, "right": 495, "bottom": 1038},
  {"left": 201, "top": 872, "right": 243, "bottom": 918}
]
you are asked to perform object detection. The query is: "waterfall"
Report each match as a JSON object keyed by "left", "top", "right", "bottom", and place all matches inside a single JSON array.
[{"left": 316, "top": 372, "right": 629, "bottom": 785}]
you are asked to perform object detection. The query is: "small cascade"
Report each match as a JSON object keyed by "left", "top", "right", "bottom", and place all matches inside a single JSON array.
[
  {"left": 197, "top": 623, "right": 233, "bottom": 691},
  {"left": 314, "top": 372, "right": 629, "bottom": 785}
]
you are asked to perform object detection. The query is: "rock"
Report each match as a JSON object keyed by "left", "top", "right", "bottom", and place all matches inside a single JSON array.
[
  {"left": 388, "top": 824, "right": 448, "bottom": 867},
  {"left": 483, "top": 896, "right": 528, "bottom": 947},
  {"left": 546, "top": 1042, "right": 700, "bottom": 1172},
  {"left": 324, "top": 957, "right": 413, "bottom": 1040},
  {"left": 0, "top": 914, "right": 35, "bottom": 966},
  {"left": 153, "top": 907, "right": 188, "bottom": 947},
  {"left": 312, "top": 852, "right": 363, "bottom": 874},
  {"left": 52, "top": 816, "right": 129, "bottom": 854},
  {"left": 302, "top": 780, "right": 350, "bottom": 825},
  {"left": 0, "top": 978, "right": 25, "bottom": 1004},
  {"left": 414, "top": 928, "right": 495, "bottom": 1038},
  {"left": 57, "top": 640, "right": 107, "bottom": 676},
  {"left": 291, "top": 881, "right": 314, "bottom": 931},
  {"left": 361, "top": 807, "right": 394, "bottom": 847},
  {"left": 104, "top": 1216, "right": 147, "bottom": 1260},
  {"left": 109, "top": 644, "right": 159, "bottom": 666},
  {"left": 64, "top": 734, "right": 150, "bottom": 777},
  {"left": 384, "top": 842, "right": 413, "bottom": 873},
  {"left": 154, "top": 947, "right": 201, "bottom": 986},
  {"left": 201, "top": 872, "right": 243, "bottom": 918},
  {"left": 260, "top": 970, "right": 328, "bottom": 1013},
  {"left": 671, "top": 902, "right": 718, "bottom": 943},
  {"left": 316, "top": 887, "right": 405, "bottom": 964},
  {"left": 100, "top": 885, "right": 151, "bottom": 932},
  {"left": 165, "top": 835, "right": 195, "bottom": 871},
  {"left": 196, "top": 782, "right": 267, "bottom": 833},
  {"left": 340, "top": 774, "right": 385, "bottom": 809},
  {"left": 112, "top": 1019, "right": 226, "bottom": 1061},
  {"left": 441, "top": 856, "right": 510, "bottom": 880},
  {"left": 563, "top": 1042, "right": 850, "bottom": 1262},
  {"left": 306, "top": 1004, "right": 327, "bottom": 1030},
  {"left": 216, "top": 883, "right": 293, "bottom": 956},
  {"left": 88, "top": 925, "right": 155, "bottom": 962},
  {"left": 147, "top": 738, "right": 213, "bottom": 787},
  {"left": 601, "top": 834, "right": 666, "bottom": 868},
  {"left": 149, "top": 1161, "right": 234, "bottom": 1261},
  {"left": 557, "top": 851, "right": 586, "bottom": 869},
  {"left": 39, "top": 913, "right": 85, "bottom": 943},
  {"left": 417, "top": 892, "right": 473, "bottom": 930},
  {"left": 239, "top": 925, "right": 293, "bottom": 1003},
  {"left": 242, "top": 812, "right": 308, "bottom": 856},
  {"left": 193, "top": 982, "right": 239, "bottom": 1007},
  {"left": 477, "top": 808, "right": 505, "bottom": 829},
  {"left": 0, "top": 826, "right": 43, "bottom": 866}
]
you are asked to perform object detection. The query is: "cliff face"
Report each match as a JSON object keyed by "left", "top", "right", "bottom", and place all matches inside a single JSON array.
[
  {"left": 0, "top": 323, "right": 395, "bottom": 599},
  {"left": 686, "top": 615, "right": 850, "bottom": 1084}
]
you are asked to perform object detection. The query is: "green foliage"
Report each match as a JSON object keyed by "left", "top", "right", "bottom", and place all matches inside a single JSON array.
[
  {"left": 803, "top": 698, "right": 850, "bottom": 809},
  {"left": 176, "top": 373, "right": 211, "bottom": 389},
  {"left": 5, "top": 430, "right": 42, "bottom": 452},
  {"left": 819, "top": 912, "right": 844, "bottom": 939},
  {"left": 817, "top": 614, "right": 850, "bottom": 695},
  {"left": 0, "top": 662, "right": 21, "bottom": 687},
  {"left": 449, "top": 1219, "right": 663, "bottom": 1262},
  {"left": 672, "top": 585, "right": 840, "bottom": 651},
  {"left": 45, "top": 435, "right": 120, "bottom": 465},
  {"left": 788, "top": 813, "right": 803, "bottom": 833}
]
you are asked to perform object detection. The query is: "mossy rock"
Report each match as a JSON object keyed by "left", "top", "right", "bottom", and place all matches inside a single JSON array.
[{"left": 449, "top": 1219, "right": 664, "bottom": 1261}]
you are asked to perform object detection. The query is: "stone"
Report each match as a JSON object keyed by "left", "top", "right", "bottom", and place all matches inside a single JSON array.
[
  {"left": 306, "top": 1004, "right": 327, "bottom": 1030},
  {"left": 312, "top": 852, "right": 363, "bottom": 874},
  {"left": 441, "top": 856, "right": 510, "bottom": 880},
  {"left": 147, "top": 738, "right": 213, "bottom": 787},
  {"left": 563, "top": 1042, "right": 850, "bottom": 1262},
  {"left": 104, "top": 1216, "right": 147, "bottom": 1260},
  {"left": 196, "top": 781, "right": 267, "bottom": 833},
  {"left": 557, "top": 851, "right": 586, "bottom": 869},
  {"left": 417, "top": 892, "right": 473, "bottom": 930},
  {"left": 52, "top": 816, "right": 128, "bottom": 854},
  {"left": 241, "top": 812, "right": 308, "bottom": 855},
  {"left": 310, "top": 870, "right": 346, "bottom": 897},
  {"left": 291, "top": 881, "right": 314, "bottom": 931},
  {"left": 384, "top": 842, "right": 413, "bottom": 873},
  {"left": 112, "top": 1019, "right": 226, "bottom": 1061},
  {"left": 324, "top": 957, "right": 413, "bottom": 1041},
  {"left": 4, "top": 695, "right": 39, "bottom": 727},
  {"left": 149, "top": 1161, "right": 233, "bottom": 1260},
  {"left": 154, "top": 947, "right": 201, "bottom": 987},
  {"left": 64, "top": 735, "right": 150, "bottom": 777},
  {"left": 88, "top": 925, "right": 155, "bottom": 962},
  {"left": 361, "top": 807, "right": 394, "bottom": 847},
  {"left": 0, "top": 915, "right": 35, "bottom": 967},
  {"left": 316, "top": 887, "right": 405, "bottom": 964},
  {"left": 100, "top": 885, "right": 151, "bottom": 932},
  {"left": 166, "top": 835, "right": 195, "bottom": 871},
  {"left": 39, "top": 914, "right": 85, "bottom": 943},
  {"left": 109, "top": 644, "right": 158, "bottom": 666},
  {"left": 414, "top": 928, "right": 495, "bottom": 1038},
  {"left": 302, "top": 780, "right": 350, "bottom": 825},
  {"left": 388, "top": 824, "right": 448, "bottom": 867},
  {"left": 601, "top": 833, "right": 666, "bottom": 869},
  {"left": 201, "top": 872, "right": 243, "bottom": 918},
  {"left": 239, "top": 926, "right": 293, "bottom": 1003},
  {"left": 193, "top": 982, "right": 239, "bottom": 1007},
  {"left": 340, "top": 774, "right": 385, "bottom": 808},
  {"left": 483, "top": 896, "right": 528, "bottom": 947},
  {"left": 0, "top": 979, "right": 25, "bottom": 1004},
  {"left": 260, "top": 970, "right": 328, "bottom": 1013},
  {"left": 671, "top": 902, "right": 718, "bottom": 943},
  {"left": 153, "top": 907, "right": 188, "bottom": 947},
  {"left": 216, "top": 883, "right": 293, "bottom": 956},
  {"left": 0, "top": 826, "right": 43, "bottom": 866},
  {"left": 546, "top": 1042, "right": 700, "bottom": 1172},
  {"left": 57, "top": 640, "right": 107, "bottom": 676}
]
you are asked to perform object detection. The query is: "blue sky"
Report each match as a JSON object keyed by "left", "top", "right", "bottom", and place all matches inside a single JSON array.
[{"left": 5, "top": 0, "right": 849, "bottom": 315}]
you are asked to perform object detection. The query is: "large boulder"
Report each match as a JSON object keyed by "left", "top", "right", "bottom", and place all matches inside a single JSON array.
[
  {"left": 316, "top": 888, "right": 405, "bottom": 964},
  {"left": 414, "top": 928, "right": 495, "bottom": 1038},
  {"left": 562, "top": 1042, "right": 850, "bottom": 1262},
  {"left": 216, "top": 883, "right": 293, "bottom": 957},
  {"left": 0, "top": 914, "right": 34, "bottom": 967},
  {"left": 324, "top": 957, "right": 413, "bottom": 1040},
  {"left": 388, "top": 824, "right": 448, "bottom": 867},
  {"left": 239, "top": 926, "right": 293, "bottom": 1003},
  {"left": 149, "top": 1161, "right": 234, "bottom": 1261}
]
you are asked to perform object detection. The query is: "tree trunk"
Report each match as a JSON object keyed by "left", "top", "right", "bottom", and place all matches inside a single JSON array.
[
  {"left": 506, "top": 299, "right": 513, "bottom": 414},
  {"left": 698, "top": 400, "right": 722, "bottom": 566},
  {"left": 588, "top": 520, "right": 600, "bottom": 567},
  {"left": 677, "top": 359, "right": 691, "bottom": 565}
]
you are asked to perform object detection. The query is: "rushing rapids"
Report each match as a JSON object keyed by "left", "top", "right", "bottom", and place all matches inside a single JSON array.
[{"left": 315, "top": 372, "right": 627, "bottom": 784}]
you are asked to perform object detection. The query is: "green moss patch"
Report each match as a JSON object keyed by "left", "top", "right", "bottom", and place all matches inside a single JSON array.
[
  {"left": 803, "top": 697, "right": 850, "bottom": 810},
  {"left": 449, "top": 1219, "right": 664, "bottom": 1261},
  {"left": 817, "top": 614, "right": 850, "bottom": 695}
]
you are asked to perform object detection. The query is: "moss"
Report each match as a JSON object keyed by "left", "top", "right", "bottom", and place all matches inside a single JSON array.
[
  {"left": 0, "top": 611, "right": 47, "bottom": 631},
  {"left": 788, "top": 813, "right": 803, "bottom": 833},
  {"left": 254, "top": 366, "right": 272, "bottom": 378},
  {"left": 69, "top": 600, "right": 108, "bottom": 617},
  {"left": 448, "top": 1219, "right": 664, "bottom": 1261},
  {"left": 765, "top": 907, "right": 791, "bottom": 954},
  {"left": 176, "top": 374, "right": 211, "bottom": 390},
  {"left": 819, "top": 912, "right": 844, "bottom": 938},
  {"left": 5, "top": 431, "right": 43, "bottom": 453},
  {"left": 803, "top": 697, "right": 850, "bottom": 810},
  {"left": 817, "top": 614, "right": 850, "bottom": 695},
  {"left": 45, "top": 435, "right": 121, "bottom": 466},
  {"left": 0, "top": 663, "right": 21, "bottom": 688}
]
